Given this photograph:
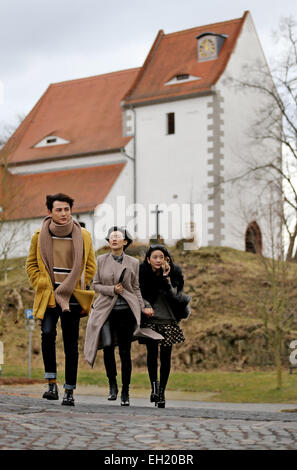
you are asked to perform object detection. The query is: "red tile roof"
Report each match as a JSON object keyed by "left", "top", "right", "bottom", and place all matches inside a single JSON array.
[
  {"left": 1, "top": 12, "right": 248, "bottom": 170},
  {"left": 3, "top": 68, "right": 140, "bottom": 165},
  {"left": 0, "top": 163, "right": 125, "bottom": 220},
  {"left": 123, "top": 12, "right": 248, "bottom": 105}
]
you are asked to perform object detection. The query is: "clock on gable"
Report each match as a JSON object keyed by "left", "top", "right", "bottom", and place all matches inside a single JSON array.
[
  {"left": 196, "top": 32, "right": 227, "bottom": 62},
  {"left": 199, "top": 37, "right": 216, "bottom": 59}
]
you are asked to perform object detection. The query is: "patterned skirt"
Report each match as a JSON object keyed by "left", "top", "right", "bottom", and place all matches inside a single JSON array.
[{"left": 140, "top": 320, "right": 185, "bottom": 347}]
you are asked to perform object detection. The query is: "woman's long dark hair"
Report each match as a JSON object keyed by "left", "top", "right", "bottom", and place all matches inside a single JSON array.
[
  {"left": 139, "top": 245, "right": 183, "bottom": 304},
  {"left": 142, "top": 244, "right": 174, "bottom": 269}
]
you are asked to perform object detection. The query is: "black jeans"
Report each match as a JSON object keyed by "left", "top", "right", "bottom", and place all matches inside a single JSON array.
[
  {"left": 146, "top": 340, "right": 172, "bottom": 390},
  {"left": 103, "top": 308, "right": 135, "bottom": 387},
  {"left": 41, "top": 304, "right": 81, "bottom": 390}
]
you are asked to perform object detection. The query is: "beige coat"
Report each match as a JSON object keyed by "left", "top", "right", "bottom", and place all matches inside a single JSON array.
[{"left": 84, "top": 252, "right": 163, "bottom": 367}]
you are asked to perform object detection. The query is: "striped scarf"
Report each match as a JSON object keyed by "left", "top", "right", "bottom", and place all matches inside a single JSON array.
[{"left": 39, "top": 216, "right": 83, "bottom": 312}]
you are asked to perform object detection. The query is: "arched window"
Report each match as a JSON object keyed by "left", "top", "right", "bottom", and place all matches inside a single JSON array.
[{"left": 245, "top": 221, "right": 262, "bottom": 255}]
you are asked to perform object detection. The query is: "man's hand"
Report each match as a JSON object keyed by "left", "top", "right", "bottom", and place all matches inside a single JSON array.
[
  {"left": 142, "top": 307, "right": 154, "bottom": 317},
  {"left": 114, "top": 283, "right": 123, "bottom": 295}
]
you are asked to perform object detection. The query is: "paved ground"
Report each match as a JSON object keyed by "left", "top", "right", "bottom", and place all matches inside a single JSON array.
[{"left": 1, "top": 384, "right": 297, "bottom": 451}]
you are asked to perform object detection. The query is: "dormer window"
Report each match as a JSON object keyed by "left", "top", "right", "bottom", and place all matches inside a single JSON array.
[
  {"left": 34, "top": 135, "right": 70, "bottom": 148},
  {"left": 196, "top": 32, "right": 227, "bottom": 62},
  {"left": 176, "top": 74, "right": 189, "bottom": 81},
  {"left": 165, "top": 74, "right": 201, "bottom": 86}
]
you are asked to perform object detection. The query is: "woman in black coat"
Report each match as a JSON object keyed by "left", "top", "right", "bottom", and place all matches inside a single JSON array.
[{"left": 139, "top": 244, "right": 185, "bottom": 408}]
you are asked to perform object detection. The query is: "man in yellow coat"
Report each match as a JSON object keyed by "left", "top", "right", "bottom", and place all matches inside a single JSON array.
[{"left": 26, "top": 193, "right": 96, "bottom": 406}]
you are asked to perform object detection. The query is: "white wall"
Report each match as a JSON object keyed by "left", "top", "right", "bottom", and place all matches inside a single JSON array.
[
  {"left": 1, "top": 213, "right": 97, "bottom": 259},
  {"left": 0, "top": 217, "right": 43, "bottom": 259},
  {"left": 74, "top": 212, "right": 95, "bottom": 240},
  {"left": 217, "top": 12, "right": 282, "bottom": 256},
  {"left": 134, "top": 96, "right": 210, "bottom": 247},
  {"left": 130, "top": 12, "right": 281, "bottom": 255},
  {"left": 94, "top": 151, "right": 134, "bottom": 250}
]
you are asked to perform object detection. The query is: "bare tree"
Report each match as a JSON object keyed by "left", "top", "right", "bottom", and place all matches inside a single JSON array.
[
  {"left": 0, "top": 115, "right": 29, "bottom": 280},
  {"left": 0, "top": 114, "right": 25, "bottom": 149},
  {"left": 225, "top": 17, "right": 297, "bottom": 261},
  {"left": 222, "top": 19, "right": 297, "bottom": 387},
  {"left": 255, "top": 197, "right": 297, "bottom": 389}
]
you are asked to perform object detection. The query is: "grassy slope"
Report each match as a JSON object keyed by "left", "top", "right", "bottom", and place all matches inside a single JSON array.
[{"left": 1, "top": 245, "right": 297, "bottom": 373}]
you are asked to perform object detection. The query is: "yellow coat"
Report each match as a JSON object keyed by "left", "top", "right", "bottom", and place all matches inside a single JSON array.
[{"left": 26, "top": 227, "right": 97, "bottom": 319}]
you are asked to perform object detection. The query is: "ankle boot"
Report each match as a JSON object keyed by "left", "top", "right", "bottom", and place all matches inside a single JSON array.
[
  {"left": 61, "top": 389, "right": 75, "bottom": 406},
  {"left": 157, "top": 387, "right": 166, "bottom": 408},
  {"left": 150, "top": 381, "right": 160, "bottom": 404},
  {"left": 121, "top": 385, "right": 130, "bottom": 406},
  {"left": 42, "top": 382, "right": 59, "bottom": 400},
  {"left": 107, "top": 378, "right": 118, "bottom": 401}
]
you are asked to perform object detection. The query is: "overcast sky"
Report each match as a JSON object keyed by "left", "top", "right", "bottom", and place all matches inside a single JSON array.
[{"left": 0, "top": 0, "right": 296, "bottom": 128}]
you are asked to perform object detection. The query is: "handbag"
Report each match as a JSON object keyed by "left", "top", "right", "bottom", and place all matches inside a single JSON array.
[
  {"left": 165, "top": 290, "right": 192, "bottom": 322},
  {"left": 100, "top": 319, "right": 113, "bottom": 348},
  {"left": 99, "top": 268, "right": 126, "bottom": 349},
  {"left": 118, "top": 268, "right": 126, "bottom": 283}
]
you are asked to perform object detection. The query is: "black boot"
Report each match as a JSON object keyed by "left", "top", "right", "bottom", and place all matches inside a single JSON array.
[
  {"left": 157, "top": 387, "right": 166, "bottom": 408},
  {"left": 107, "top": 378, "right": 118, "bottom": 401},
  {"left": 42, "top": 382, "right": 59, "bottom": 400},
  {"left": 121, "top": 385, "right": 130, "bottom": 406},
  {"left": 61, "top": 389, "right": 75, "bottom": 406},
  {"left": 150, "top": 381, "right": 160, "bottom": 405}
]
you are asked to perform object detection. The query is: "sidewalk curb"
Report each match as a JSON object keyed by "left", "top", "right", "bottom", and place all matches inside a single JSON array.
[{"left": 1, "top": 393, "right": 297, "bottom": 422}]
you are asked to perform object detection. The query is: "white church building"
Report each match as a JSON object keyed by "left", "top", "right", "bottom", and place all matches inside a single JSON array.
[{"left": 0, "top": 11, "right": 281, "bottom": 258}]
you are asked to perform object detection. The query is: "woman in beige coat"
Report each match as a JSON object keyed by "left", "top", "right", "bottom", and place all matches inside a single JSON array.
[{"left": 84, "top": 226, "right": 163, "bottom": 406}]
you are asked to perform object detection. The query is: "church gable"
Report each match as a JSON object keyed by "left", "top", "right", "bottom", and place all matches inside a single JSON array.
[{"left": 123, "top": 12, "right": 247, "bottom": 106}]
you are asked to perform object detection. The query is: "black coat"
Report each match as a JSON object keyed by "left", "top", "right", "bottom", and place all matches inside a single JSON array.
[{"left": 139, "top": 262, "right": 184, "bottom": 307}]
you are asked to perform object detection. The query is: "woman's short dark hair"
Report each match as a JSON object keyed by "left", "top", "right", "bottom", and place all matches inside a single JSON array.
[
  {"left": 143, "top": 244, "right": 174, "bottom": 267},
  {"left": 46, "top": 193, "right": 74, "bottom": 212},
  {"left": 105, "top": 226, "right": 133, "bottom": 250}
]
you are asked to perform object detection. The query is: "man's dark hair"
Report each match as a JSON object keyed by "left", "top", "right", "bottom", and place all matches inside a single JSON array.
[{"left": 46, "top": 193, "right": 74, "bottom": 212}]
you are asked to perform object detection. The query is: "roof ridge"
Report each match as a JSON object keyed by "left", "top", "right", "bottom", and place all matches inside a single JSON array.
[
  {"left": 50, "top": 67, "right": 141, "bottom": 88},
  {"left": 163, "top": 14, "right": 246, "bottom": 38},
  {"left": 0, "top": 88, "right": 50, "bottom": 162},
  {"left": 122, "top": 29, "right": 164, "bottom": 103},
  {"left": 212, "top": 10, "right": 249, "bottom": 85}
]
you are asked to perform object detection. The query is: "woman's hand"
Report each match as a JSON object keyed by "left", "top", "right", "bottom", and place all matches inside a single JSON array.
[
  {"left": 114, "top": 283, "right": 123, "bottom": 295},
  {"left": 142, "top": 307, "right": 154, "bottom": 317},
  {"left": 162, "top": 259, "right": 171, "bottom": 277}
]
